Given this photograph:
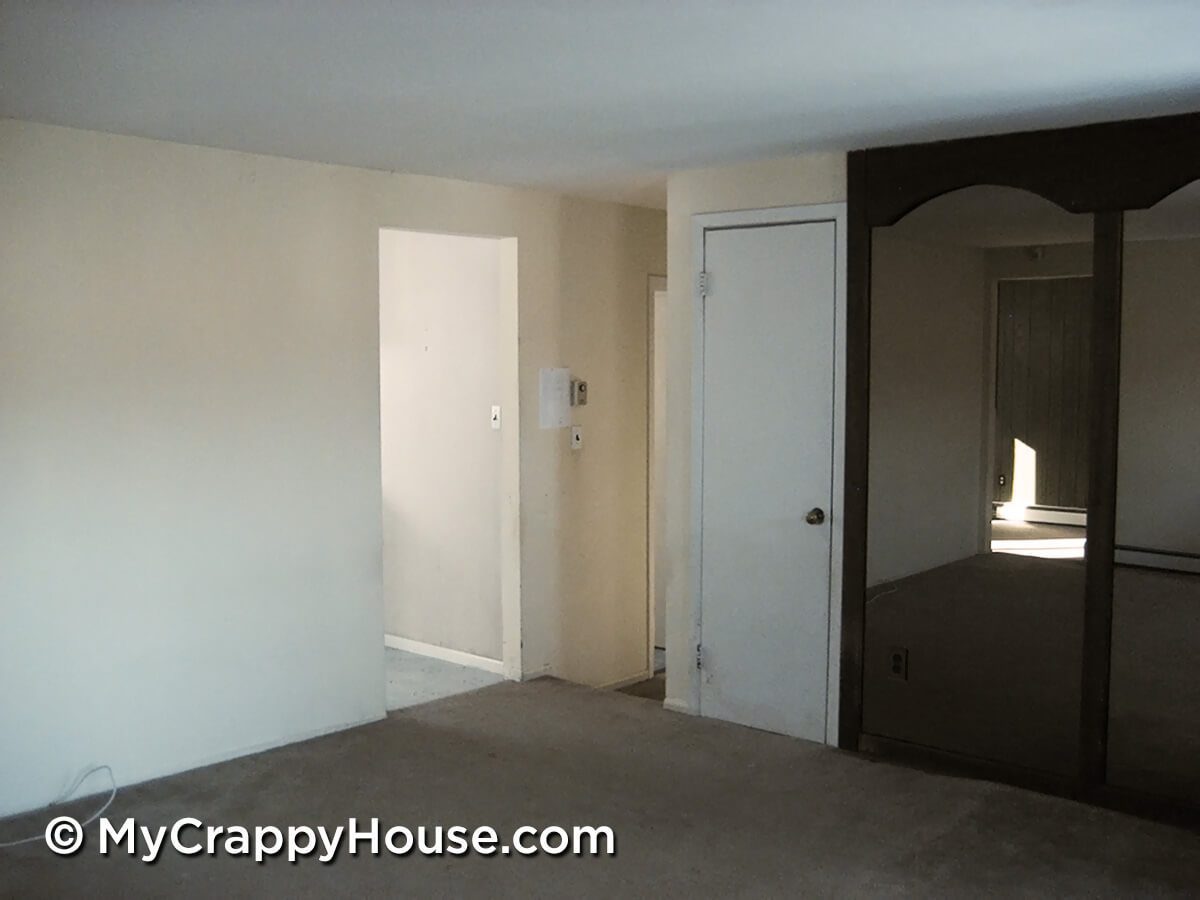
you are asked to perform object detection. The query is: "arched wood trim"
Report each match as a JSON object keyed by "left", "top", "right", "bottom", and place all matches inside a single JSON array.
[
  {"left": 881, "top": 181, "right": 1077, "bottom": 230},
  {"left": 1132, "top": 175, "right": 1200, "bottom": 216},
  {"left": 862, "top": 111, "right": 1200, "bottom": 226}
]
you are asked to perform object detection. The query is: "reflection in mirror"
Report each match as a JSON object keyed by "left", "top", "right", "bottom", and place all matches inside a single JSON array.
[
  {"left": 1108, "top": 181, "right": 1200, "bottom": 806},
  {"left": 863, "top": 186, "right": 1092, "bottom": 776}
]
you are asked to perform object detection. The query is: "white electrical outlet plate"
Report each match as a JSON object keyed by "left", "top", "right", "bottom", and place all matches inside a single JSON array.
[
  {"left": 491, "top": 405, "right": 501, "bottom": 430},
  {"left": 570, "top": 426, "right": 583, "bottom": 450}
]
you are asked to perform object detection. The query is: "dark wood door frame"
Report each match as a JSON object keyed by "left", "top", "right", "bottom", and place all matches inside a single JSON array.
[{"left": 841, "top": 110, "right": 1200, "bottom": 823}]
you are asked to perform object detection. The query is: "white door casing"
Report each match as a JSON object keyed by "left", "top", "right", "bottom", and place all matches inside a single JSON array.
[
  {"left": 694, "top": 206, "right": 844, "bottom": 744},
  {"left": 652, "top": 288, "right": 669, "bottom": 655}
]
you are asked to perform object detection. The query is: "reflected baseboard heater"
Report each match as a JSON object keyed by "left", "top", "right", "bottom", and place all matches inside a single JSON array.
[
  {"left": 992, "top": 503, "right": 1086, "bottom": 528},
  {"left": 1114, "top": 546, "right": 1200, "bottom": 575}
]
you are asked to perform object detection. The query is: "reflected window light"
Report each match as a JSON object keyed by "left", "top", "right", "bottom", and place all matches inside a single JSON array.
[{"left": 998, "top": 438, "right": 1037, "bottom": 521}]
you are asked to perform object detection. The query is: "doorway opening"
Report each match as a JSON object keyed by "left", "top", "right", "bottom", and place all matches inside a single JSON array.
[
  {"left": 617, "top": 274, "right": 668, "bottom": 703},
  {"left": 991, "top": 275, "right": 1090, "bottom": 560},
  {"left": 378, "top": 228, "right": 520, "bottom": 710}
]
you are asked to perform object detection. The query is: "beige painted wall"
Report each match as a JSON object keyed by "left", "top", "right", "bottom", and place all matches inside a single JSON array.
[
  {"left": 522, "top": 200, "right": 667, "bottom": 686},
  {"left": 379, "top": 230, "right": 511, "bottom": 660},
  {"left": 868, "top": 235, "right": 989, "bottom": 585},
  {"left": 662, "top": 154, "right": 846, "bottom": 712},
  {"left": 0, "top": 118, "right": 664, "bottom": 816},
  {"left": 985, "top": 243, "right": 1091, "bottom": 282}
]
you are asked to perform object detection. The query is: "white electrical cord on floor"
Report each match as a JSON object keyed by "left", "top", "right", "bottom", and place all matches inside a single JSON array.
[{"left": 0, "top": 765, "right": 117, "bottom": 848}]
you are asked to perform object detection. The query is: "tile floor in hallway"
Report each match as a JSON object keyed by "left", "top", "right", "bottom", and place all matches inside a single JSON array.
[{"left": 385, "top": 646, "right": 504, "bottom": 711}]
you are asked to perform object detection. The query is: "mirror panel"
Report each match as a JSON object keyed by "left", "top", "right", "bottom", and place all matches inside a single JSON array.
[
  {"left": 864, "top": 186, "right": 1092, "bottom": 776},
  {"left": 1106, "top": 184, "right": 1200, "bottom": 806}
]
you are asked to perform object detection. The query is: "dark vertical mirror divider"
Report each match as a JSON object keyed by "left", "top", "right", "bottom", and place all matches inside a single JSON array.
[
  {"left": 839, "top": 151, "right": 871, "bottom": 749},
  {"left": 1080, "top": 211, "right": 1123, "bottom": 786},
  {"left": 842, "top": 111, "right": 1200, "bottom": 825}
]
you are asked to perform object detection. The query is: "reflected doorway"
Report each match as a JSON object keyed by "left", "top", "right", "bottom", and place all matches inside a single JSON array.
[{"left": 991, "top": 275, "right": 1091, "bottom": 562}]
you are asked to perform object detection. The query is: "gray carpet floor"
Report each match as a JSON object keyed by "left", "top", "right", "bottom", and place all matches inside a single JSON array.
[
  {"left": 617, "top": 672, "right": 665, "bottom": 701},
  {"left": 2, "top": 678, "right": 1198, "bottom": 897}
]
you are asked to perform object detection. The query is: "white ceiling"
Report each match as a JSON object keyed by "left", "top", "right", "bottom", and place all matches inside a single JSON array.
[{"left": 3, "top": 2, "right": 1200, "bottom": 209}]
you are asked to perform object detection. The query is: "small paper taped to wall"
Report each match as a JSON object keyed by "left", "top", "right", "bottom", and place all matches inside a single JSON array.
[{"left": 538, "top": 367, "right": 571, "bottom": 429}]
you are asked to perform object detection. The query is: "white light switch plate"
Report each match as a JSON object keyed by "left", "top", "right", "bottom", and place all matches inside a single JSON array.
[
  {"left": 491, "top": 405, "right": 501, "bottom": 430},
  {"left": 538, "top": 367, "right": 571, "bottom": 429},
  {"left": 570, "top": 426, "right": 583, "bottom": 450}
]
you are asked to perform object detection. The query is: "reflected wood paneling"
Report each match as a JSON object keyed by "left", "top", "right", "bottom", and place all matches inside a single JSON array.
[{"left": 994, "top": 277, "right": 1092, "bottom": 509}]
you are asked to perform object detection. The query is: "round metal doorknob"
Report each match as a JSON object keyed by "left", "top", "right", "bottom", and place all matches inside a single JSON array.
[{"left": 805, "top": 507, "right": 826, "bottom": 525}]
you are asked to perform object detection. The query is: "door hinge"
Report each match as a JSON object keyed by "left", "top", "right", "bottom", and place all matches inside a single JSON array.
[
  {"left": 696, "top": 642, "right": 703, "bottom": 670},
  {"left": 698, "top": 271, "right": 709, "bottom": 298}
]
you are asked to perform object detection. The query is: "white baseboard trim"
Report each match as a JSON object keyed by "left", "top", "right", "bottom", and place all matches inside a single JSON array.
[
  {"left": 1, "top": 711, "right": 386, "bottom": 821},
  {"left": 1026, "top": 510, "right": 1086, "bottom": 527},
  {"left": 993, "top": 505, "right": 1087, "bottom": 527},
  {"left": 384, "top": 634, "right": 506, "bottom": 676},
  {"left": 662, "top": 698, "right": 695, "bottom": 716}
]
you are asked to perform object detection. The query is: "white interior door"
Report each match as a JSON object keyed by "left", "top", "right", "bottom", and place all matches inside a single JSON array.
[{"left": 700, "top": 220, "right": 836, "bottom": 741}]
